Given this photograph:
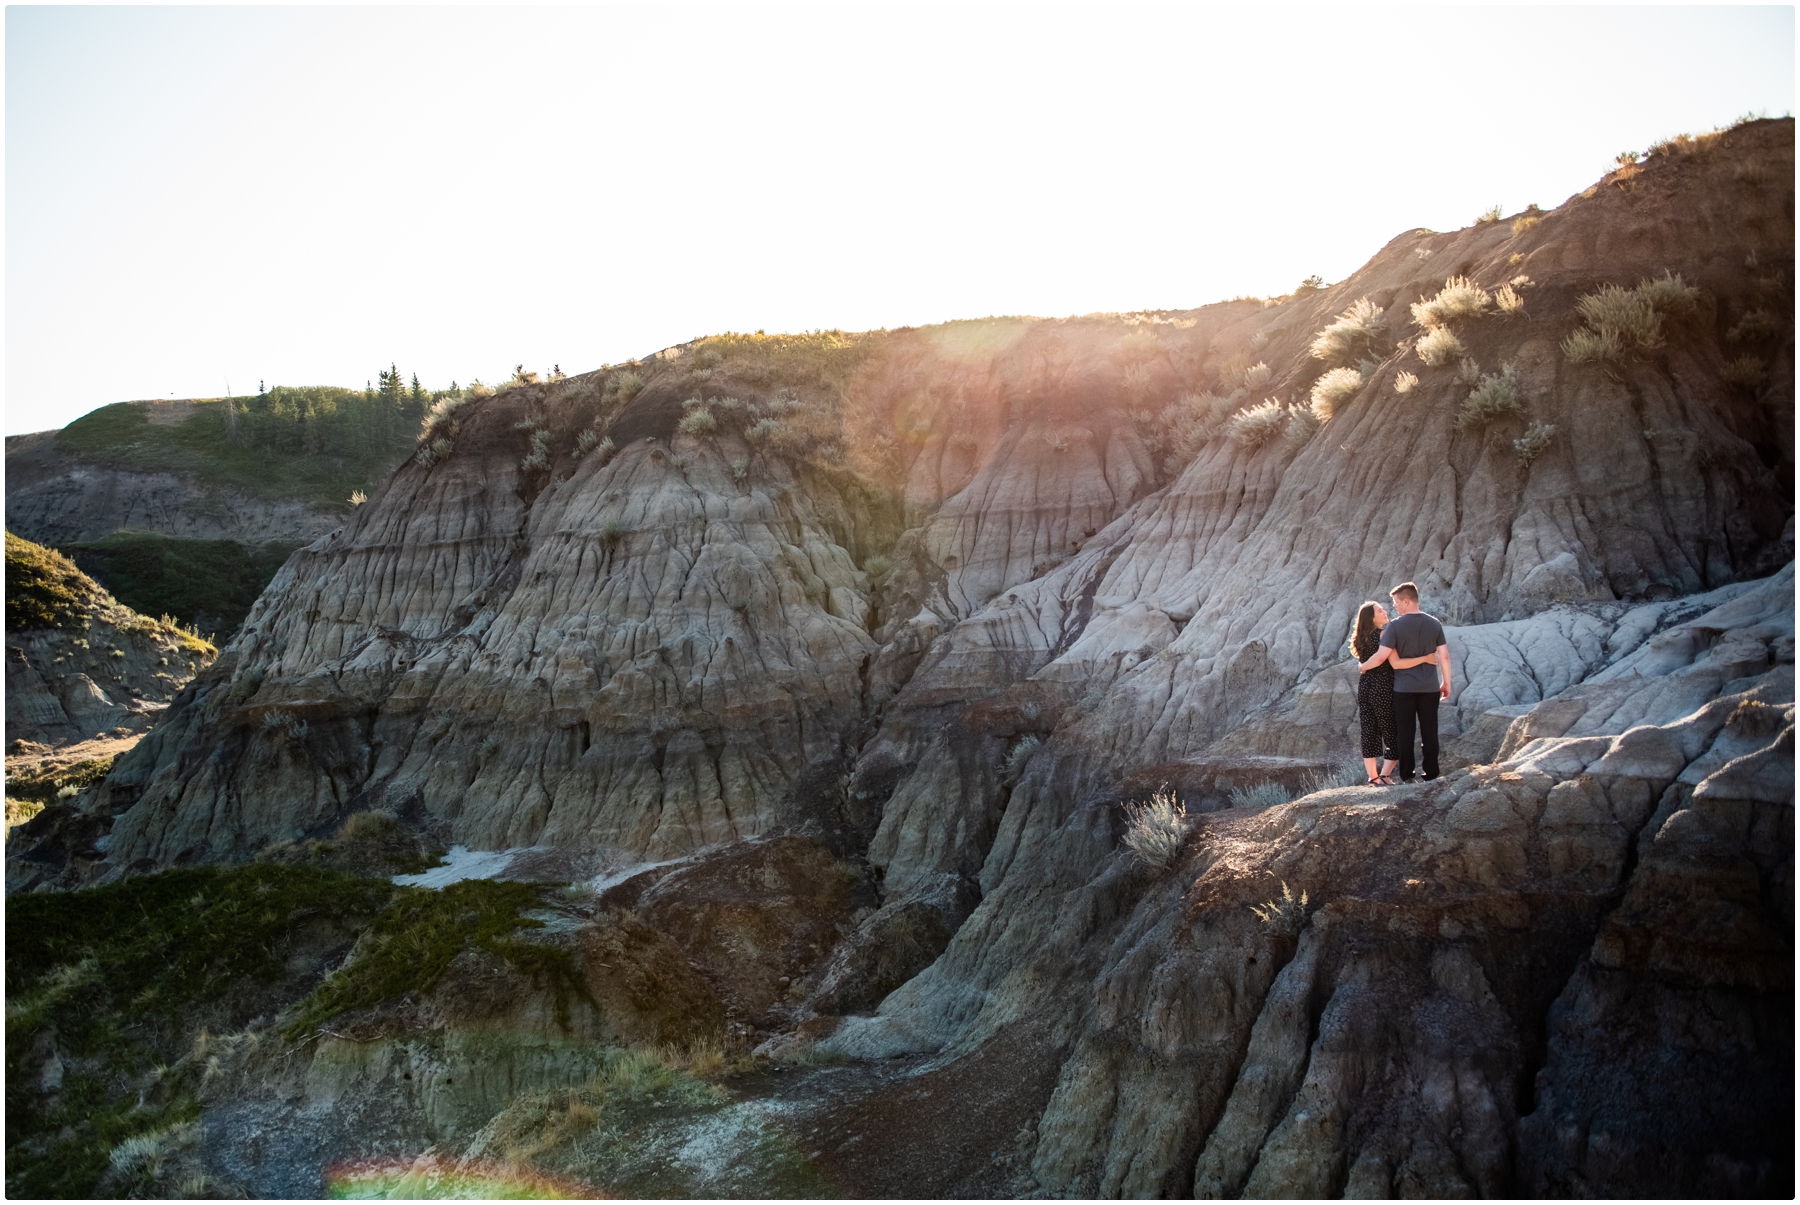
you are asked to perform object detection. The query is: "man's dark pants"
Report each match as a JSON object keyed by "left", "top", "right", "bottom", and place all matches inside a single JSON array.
[{"left": 1394, "top": 692, "right": 1440, "bottom": 781}]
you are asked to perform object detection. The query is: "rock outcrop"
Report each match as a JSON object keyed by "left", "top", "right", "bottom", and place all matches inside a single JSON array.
[
  {"left": 11, "top": 120, "right": 1793, "bottom": 1196},
  {"left": 822, "top": 566, "right": 1793, "bottom": 1197}
]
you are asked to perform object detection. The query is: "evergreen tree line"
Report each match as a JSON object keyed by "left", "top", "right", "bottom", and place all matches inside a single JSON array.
[{"left": 222, "top": 365, "right": 461, "bottom": 458}]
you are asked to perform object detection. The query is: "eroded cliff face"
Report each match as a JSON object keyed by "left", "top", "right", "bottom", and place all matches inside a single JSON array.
[
  {"left": 15, "top": 120, "right": 1793, "bottom": 1196},
  {"left": 821, "top": 567, "right": 1793, "bottom": 1197}
]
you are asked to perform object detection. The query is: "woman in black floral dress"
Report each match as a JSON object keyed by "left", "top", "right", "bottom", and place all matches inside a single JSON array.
[{"left": 1349, "top": 601, "right": 1437, "bottom": 785}]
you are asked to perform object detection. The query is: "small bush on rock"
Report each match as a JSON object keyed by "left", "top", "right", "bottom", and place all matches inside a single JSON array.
[
  {"left": 1309, "top": 366, "right": 1364, "bottom": 419},
  {"left": 1564, "top": 272, "right": 1699, "bottom": 365},
  {"left": 1284, "top": 405, "right": 1322, "bottom": 448},
  {"left": 1514, "top": 422, "right": 1557, "bottom": 464},
  {"left": 1415, "top": 326, "right": 1466, "bottom": 367},
  {"left": 1411, "top": 276, "right": 1490, "bottom": 328},
  {"left": 1455, "top": 363, "right": 1525, "bottom": 430},
  {"left": 1309, "top": 298, "right": 1386, "bottom": 364},
  {"left": 1227, "top": 400, "right": 1286, "bottom": 448},
  {"left": 1562, "top": 327, "right": 1621, "bottom": 364},
  {"left": 1121, "top": 788, "right": 1190, "bottom": 868},
  {"left": 1724, "top": 355, "right": 1768, "bottom": 387},
  {"left": 1228, "top": 781, "right": 1291, "bottom": 809},
  {"left": 1393, "top": 371, "right": 1419, "bottom": 394},
  {"left": 1728, "top": 309, "right": 1780, "bottom": 342},
  {"left": 1250, "top": 881, "right": 1309, "bottom": 935}
]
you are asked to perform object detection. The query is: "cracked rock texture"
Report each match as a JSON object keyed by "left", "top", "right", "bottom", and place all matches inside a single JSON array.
[{"left": 13, "top": 119, "right": 1793, "bottom": 1196}]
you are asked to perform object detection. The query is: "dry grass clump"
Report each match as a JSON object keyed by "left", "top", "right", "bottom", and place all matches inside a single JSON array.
[
  {"left": 677, "top": 407, "right": 717, "bottom": 435},
  {"left": 1309, "top": 298, "right": 1386, "bottom": 364},
  {"left": 1635, "top": 271, "right": 1701, "bottom": 316},
  {"left": 1495, "top": 284, "right": 1526, "bottom": 315},
  {"left": 1454, "top": 363, "right": 1525, "bottom": 430},
  {"left": 1250, "top": 881, "right": 1309, "bottom": 935},
  {"left": 1511, "top": 205, "right": 1542, "bottom": 236},
  {"left": 1227, "top": 399, "right": 1287, "bottom": 448},
  {"left": 1158, "top": 390, "right": 1239, "bottom": 463},
  {"left": 416, "top": 437, "right": 455, "bottom": 466},
  {"left": 1648, "top": 129, "right": 1723, "bottom": 159},
  {"left": 1562, "top": 328, "right": 1621, "bottom": 365},
  {"left": 1411, "top": 276, "right": 1491, "bottom": 328},
  {"left": 1562, "top": 272, "right": 1699, "bottom": 364},
  {"left": 1283, "top": 404, "right": 1322, "bottom": 448},
  {"left": 1727, "top": 309, "right": 1780, "bottom": 342},
  {"left": 1476, "top": 204, "right": 1502, "bottom": 224},
  {"left": 1309, "top": 366, "right": 1364, "bottom": 420},
  {"left": 1120, "top": 788, "right": 1191, "bottom": 868},
  {"left": 419, "top": 394, "right": 471, "bottom": 439},
  {"left": 1393, "top": 371, "right": 1419, "bottom": 395},
  {"left": 605, "top": 370, "right": 645, "bottom": 404},
  {"left": 1724, "top": 355, "right": 1768, "bottom": 388},
  {"left": 1228, "top": 780, "right": 1291, "bottom": 809},
  {"left": 1244, "top": 361, "right": 1273, "bottom": 388},
  {"left": 1514, "top": 422, "right": 1557, "bottom": 464},
  {"left": 1415, "top": 326, "right": 1466, "bottom": 367}
]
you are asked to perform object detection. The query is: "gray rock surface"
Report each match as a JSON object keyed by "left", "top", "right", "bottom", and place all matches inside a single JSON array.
[{"left": 16, "top": 117, "right": 1793, "bottom": 1198}]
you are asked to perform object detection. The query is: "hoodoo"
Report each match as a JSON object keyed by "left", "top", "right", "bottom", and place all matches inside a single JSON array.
[{"left": 9, "top": 119, "right": 1792, "bottom": 1198}]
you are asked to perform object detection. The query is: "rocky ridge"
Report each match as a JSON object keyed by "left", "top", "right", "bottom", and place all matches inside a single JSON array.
[{"left": 7, "top": 119, "right": 1793, "bottom": 1196}]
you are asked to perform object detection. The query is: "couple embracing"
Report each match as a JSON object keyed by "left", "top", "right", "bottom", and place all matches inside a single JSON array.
[{"left": 1348, "top": 581, "right": 1452, "bottom": 786}]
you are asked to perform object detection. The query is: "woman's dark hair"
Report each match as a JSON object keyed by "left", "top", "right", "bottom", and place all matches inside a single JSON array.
[{"left": 1349, "top": 601, "right": 1379, "bottom": 655}]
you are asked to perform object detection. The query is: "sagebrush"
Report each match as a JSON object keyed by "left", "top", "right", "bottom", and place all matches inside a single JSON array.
[{"left": 1120, "top": 789, "right": 1190, "bottom": 868}]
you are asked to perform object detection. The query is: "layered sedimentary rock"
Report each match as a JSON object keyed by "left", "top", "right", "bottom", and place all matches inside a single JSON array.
[
  {"left": 823, "top": 566, "right": 1793, "bottom": 1196},
  {"left": 12, "top": 120, "right": 1793, "bottom": 1196}
]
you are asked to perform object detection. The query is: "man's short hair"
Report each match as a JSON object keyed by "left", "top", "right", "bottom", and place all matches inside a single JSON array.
[{"left": 1389, "top": 581, "right": 1419, "bottom": 603}]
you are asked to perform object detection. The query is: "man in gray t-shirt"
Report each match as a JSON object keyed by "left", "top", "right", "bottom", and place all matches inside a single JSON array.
[{"left": 1378, "top": 580, "right": 1452, "bottom": 781}]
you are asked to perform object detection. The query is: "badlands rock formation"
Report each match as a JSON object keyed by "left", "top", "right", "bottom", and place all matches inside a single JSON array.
[{"left": 11, "top": 120, "right": 1792, "bottom": 1195}]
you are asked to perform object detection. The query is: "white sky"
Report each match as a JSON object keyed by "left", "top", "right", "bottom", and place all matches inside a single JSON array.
[{"left": 6, "top": 5, "right": 1794, "bottom": 435}]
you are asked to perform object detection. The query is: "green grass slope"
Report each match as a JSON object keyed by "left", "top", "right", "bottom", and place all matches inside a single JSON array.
[{"left": 54, "top": 384, "right": 427, "bottom": 513}]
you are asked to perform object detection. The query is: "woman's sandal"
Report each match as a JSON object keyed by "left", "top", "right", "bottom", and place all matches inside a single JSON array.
[{"left": 1376, "top": 774, "right": 1398, "bottom": 785}]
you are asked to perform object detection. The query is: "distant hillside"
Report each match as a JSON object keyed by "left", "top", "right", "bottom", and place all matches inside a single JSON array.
[{"left": 5, "top": 381, "right": 449, "bottom": 634}]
